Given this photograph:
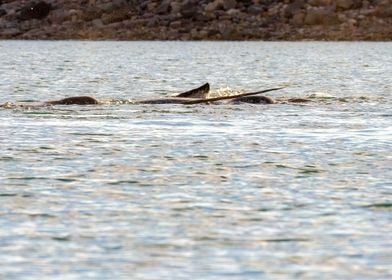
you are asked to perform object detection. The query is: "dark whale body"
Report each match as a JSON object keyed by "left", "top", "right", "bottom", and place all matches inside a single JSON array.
[
  {"left": 136, "top": 95, "right": 274, "bottom": 105},
  {"left": 135, "top": 83, "right": 211, "bottom": 104},
  {"left": 46, "top": 96, "right": 99, "bottom": 105},
  {"left": 134, "top": 83, "right": 281, "bottom": 105},
  {"left": 44, "top": 83, "right": 211, "bottom": 106},
  {"left": 3, "top": 83, "right": 284, "bottom": 108},
  {"left": 231, "top": 95, "right": 274, "bottom": 104}
]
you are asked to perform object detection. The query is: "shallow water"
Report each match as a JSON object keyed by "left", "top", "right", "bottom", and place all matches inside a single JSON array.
[{"left": 0, "top": 41, "right": 391, "bottom": 279}]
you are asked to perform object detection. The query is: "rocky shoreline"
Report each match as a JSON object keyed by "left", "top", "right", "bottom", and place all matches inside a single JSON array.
[{"left": 0, "top": 0, "right": 391, "bottom": 40}]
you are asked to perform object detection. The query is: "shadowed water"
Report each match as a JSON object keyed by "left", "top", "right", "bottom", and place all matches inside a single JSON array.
[{"left": 0, "top": 41, "right": 391, "bottom": 279}]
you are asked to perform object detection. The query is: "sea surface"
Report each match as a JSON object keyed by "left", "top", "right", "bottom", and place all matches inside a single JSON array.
[{"left": 0, "top": 41, "right": 391, "bottom": 279}]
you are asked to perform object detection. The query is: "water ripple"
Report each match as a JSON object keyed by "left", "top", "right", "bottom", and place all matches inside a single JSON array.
[{"left": 0, "top": 41, "right": 391, "bottom": 279}]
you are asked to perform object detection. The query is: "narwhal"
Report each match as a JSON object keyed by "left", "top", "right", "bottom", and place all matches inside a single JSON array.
[
  {"left": 1, "top": 83, "right": 286, "bottom": 109},
  {"left": 44, "top": 83, "right": 280, "bottom": 106}
]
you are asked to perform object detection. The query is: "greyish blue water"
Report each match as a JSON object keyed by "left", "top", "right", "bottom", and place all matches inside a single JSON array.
[{"left": 0, "top": 41, "right": 391, "bottom": 279}]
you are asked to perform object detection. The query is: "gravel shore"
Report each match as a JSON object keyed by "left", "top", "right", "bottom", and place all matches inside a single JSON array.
[{"left": 0, "top": 0, "right": 391, "bottom": 40}]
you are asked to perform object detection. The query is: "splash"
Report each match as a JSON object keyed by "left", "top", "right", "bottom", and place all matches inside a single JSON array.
[{"left": 207, "top": 87, "right": 242, "bottom": 98}]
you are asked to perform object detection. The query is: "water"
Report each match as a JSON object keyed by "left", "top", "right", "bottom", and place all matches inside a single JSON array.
[{"left": 0, "top": 41, "right": 391, "bottom": 279}]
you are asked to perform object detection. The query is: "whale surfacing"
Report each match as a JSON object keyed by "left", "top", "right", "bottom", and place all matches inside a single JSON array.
[
  {"left": 2, "top": 83, "right": 285, "bottom": 108},
  {"left": 175, "top": 83, "right": 210, "bottom": 98},
  {"left": 45, "top": 96, "right": 100, "bottom": 105},
  {"left": 231, "top": 95, "right": 275, "bottom": 104},
  {"left": 135, "top": 83, "right": 211, "bottom": 104}
]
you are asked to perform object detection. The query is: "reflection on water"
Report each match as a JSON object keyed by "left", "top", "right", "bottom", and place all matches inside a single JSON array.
[{"left": 0, "top": 41, "right": 391, "bottom": 279}]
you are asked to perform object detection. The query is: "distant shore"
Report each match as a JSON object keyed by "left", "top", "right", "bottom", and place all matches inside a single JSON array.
[{"left": 1, "top": 0, "right": 391, "bottom": 41}]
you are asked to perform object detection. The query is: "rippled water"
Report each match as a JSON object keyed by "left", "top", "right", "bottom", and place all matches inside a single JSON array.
[{"left": 0, "top": 41, "right": 391, "bottom": 279}]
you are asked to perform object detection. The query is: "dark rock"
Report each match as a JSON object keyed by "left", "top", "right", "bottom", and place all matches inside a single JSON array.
[
  {"left": 247, "top": 4, "right": 265, "bottom": 15},
  {"left": 101, "top": 9, "right": 130, "bottom": 24},
  {"left": 81, "top": 8, "right": 103, "bottom": 21},
  {"left": 291, "top": 12, "right": 305, "bottom": 25},
  {"left": 372, "top": 1, "right": 392, "bottom": 17},
  {"left": 222, "top": 0, "right": 237, "bottom": 10},
  {"left": 219, "top": 24, "right": 241, "bottom": 40},
  {"left": 336, "top": 0, "right": 355, "bottom": 10},
  {"left": 156, "top": 1, "right": 171, "bottom": 14},
  {"left": 158, "top": 14, "right": 178, "bottom": 23},
  {"left": 207, "top": 28, "right": 220, "bottom": 37},
  {"left": 19, "top": 1, "right": 52, "bottom": 21},
  {"left": 237, "top": 0, "right": 257, "bottom": 9},
  {"left": 304, "top": 7, "right": 340, "bottom": 25},
  {"left": 170, "top": 20, "right": 182, "bottom": 29},
  {"left": 169, "top": 2, "right": 181, "bottom": 14},
  {"left": 92, "top": 18, "right": 104, "bottom": 28},
  {"left": 0, "top": 27, "right": 21, "bottom": 37},
  {"left": 205, "top": 0, "right": 221, "bottom": 13},
  {"left": 0, "top": 9, "right": 6, "bottom": 17},
  {"left": 378, "top": 6, "right": 392, "bottom": 17},
  {"left": 194, "top": 13, "right": 209, "bottom": 22},
  {"left": 180, "top": 0, "right": 199, "bottom": 18},
  {"left": 308, "top": 0, "right": 331, "bottom": 6},
  {"left": 284, "top": 0, "right": 304, "bottom": 18},
  {"left": 98, "top": 2, "right": 118, "bottom": 13}
]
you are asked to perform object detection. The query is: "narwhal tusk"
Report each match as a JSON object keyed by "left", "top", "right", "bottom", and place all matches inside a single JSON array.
[{"left": 183, "top": 86, "right": 286, "bottom": 105}]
